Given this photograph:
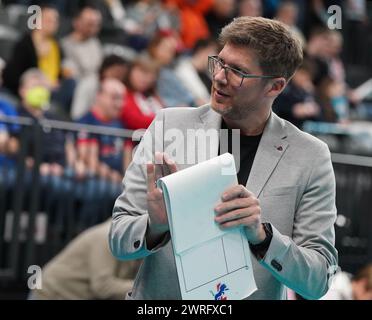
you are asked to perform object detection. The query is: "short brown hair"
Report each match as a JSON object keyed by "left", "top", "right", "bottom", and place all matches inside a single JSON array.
[
  {"left": 125, "top": 54, "right": 160, "bottom": 96},
  {"left": 219, "top": 16, "right": 303, "bottom": 80}
]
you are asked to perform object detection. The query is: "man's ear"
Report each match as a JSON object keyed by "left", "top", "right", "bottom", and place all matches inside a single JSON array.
[{"left": 266, "top": 77, "right": 287, "bottom": 98}]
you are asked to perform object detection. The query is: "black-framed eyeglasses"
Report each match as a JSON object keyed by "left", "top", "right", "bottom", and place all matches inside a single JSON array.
[{"left": 208, "top": 55, "right": 279, "bottom": 87}]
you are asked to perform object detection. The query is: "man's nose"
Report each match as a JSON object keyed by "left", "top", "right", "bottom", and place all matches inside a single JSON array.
[{"left": 213, "top": 67, "right": 228, "bottom": 85}]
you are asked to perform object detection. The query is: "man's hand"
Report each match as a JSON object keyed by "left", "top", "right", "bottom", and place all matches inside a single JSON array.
[
  {"left": 146, "top": 152, "right": 178, "bottom": 248},
  {"left": 214, "top": 185, "right": 266, "bottom": 245}
]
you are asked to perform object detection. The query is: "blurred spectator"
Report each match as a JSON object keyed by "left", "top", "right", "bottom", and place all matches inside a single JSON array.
[
  {"left": 147, "top": 31, "right": 195, "bottom": 107},
  {"left": 76, "top": 78, "right": 129, "bottom": 225},
  {"left": 1, "top": 0, "right": 77, "bottom": 16},
  {"left": 61, "top": 6, "right": 103, "bottom": 79},
  {"left": 316, "top": 76, "right": 350, "bottom": 123},
  {"left": 87, "top": 0, "right": 175, "bottom": 50},
  {"left": 262, "top": 0, "right": 282, "bottom": 18},
  {"left": 273, "top": 59, "right": 321, "bottom": 128},
  {"left": 29, "top": 219, "right": 141, "bottom": 300},
  {"left": 124, "top": 0, "right": 179, "bottom": 50},
  {"left": 238, "top": 0, "right": 263, "bottom": 17},
  {"left": 274, "top": 1, "right": 306, "bottom": 47},
  {"left": 205, "top": 0, "right": 236, "bottom": 40},
  {"left": 306, "top": 28, "right": 357, "bottom": 122},
  {"left": 2, "top": 4, "right": 76, "bottom": 114},
  {"left": 0, "top": 56, "right": 19, "bottom": 192},
  {"left": 310, "top": 0, "right": 343, "bottom": 28},
  {"left": 343, "top": 0, "right": 369, "bottom": 66},
  {"left": 2, "top": 4, "right": 62, "bottom": 95},
  {"left": 83, "top": 0, "right": 128, "bottom": 45},
  {"left": 174, "top": 38, "right": 217, "bottom": 106},
  {"left": 305, "top": 27, "right": 333, "bottom": 86},
  {"left": 0, "top": 58, "right": 18, "bottom": 107},
  {"left": 324, "top": 30, "right": 346, "bottom": 84},
  {"left": 317, "top": 30, "right": 363, "bottom": 108},
  {"left": 15, "top": 68, "right": 73, "bottom": 218},
  {"left": 165, "top": 0, "right": 213, "bottom": 49},
  {"left": 76, "top": 78, "right": 128, "bottom": 180},
  {"left": 0, "top": 58, "right": 19, "bottom": 157},
  {"left": 71, "top": 54, "right": 129, "bottom": 120},
  {"left": 121, "top": 55, "right": 163, "bottom": 131},
  {"left": 322, "top": 264, "right": 372, "bottom": 300},
  {"left": 17, "top": 68, "right": 67, "bottom": 177},
  {"left": 0, "top": 99, "right": 19, "bottom": 185}
]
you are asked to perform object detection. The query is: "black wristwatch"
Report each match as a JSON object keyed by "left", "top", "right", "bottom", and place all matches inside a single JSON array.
[{"left": 249, "top": 223, "right": 273, "bottom": 260}]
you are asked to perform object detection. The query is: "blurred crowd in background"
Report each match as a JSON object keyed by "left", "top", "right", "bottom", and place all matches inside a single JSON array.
[{"left": 0, "top": 0, "right": 371, "bottom": 300}]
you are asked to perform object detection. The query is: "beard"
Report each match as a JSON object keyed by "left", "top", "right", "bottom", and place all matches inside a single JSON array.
[{"left": 211, "top": 99, "right": 254, "bottom": 121}]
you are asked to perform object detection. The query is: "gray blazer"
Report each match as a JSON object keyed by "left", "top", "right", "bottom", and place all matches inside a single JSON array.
[{"left": 110, "top": 105, "right": 338, "bottom": 300}]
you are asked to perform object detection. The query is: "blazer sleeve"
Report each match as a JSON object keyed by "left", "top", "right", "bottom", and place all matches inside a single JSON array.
[
  {"left": 260, "top": 142, "right": 338, "bottom": 299},
  {"left": 109, "top": 109, "right": 171, "bottom": 261}
]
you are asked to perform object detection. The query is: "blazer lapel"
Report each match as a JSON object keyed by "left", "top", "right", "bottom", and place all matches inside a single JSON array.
[
  {"left": 196, "top": 105, "right": 222, "bottom": 161},
  {"left": 187, "top": 106, "right": 289, "bottom": 199},
  {"left": 246, "top": 112, "right": 289, "bottom": 198}
]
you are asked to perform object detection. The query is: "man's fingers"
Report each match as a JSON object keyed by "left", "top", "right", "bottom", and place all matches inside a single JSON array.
[
  {"left": 154, "top": 151, "right": 164, "bottom": 165},
  {"left": 214, "top": 197, "right": 258, "bottom": 216},
  {"left": 215, "top": 207, "right": 259, "bottom": 224},
  {"left": 147, "top": 187, "right": 164, "bottom": 201},
  {"left": 154, "top": 152, "right": 164, "bottom": 181},
  {"left": 219, "top": 216, "right": 250, "bottom": 229},
  {"left": 222, "top": 185, "right": 252, "bottom": 201},
  {"left": 154, "top": 163, "right": 163, "bottom": 182},
  {"left": 218, "top": 214, "right": 259, "bottom": 229},
  {"left": 164, "top": 153, "right": 178, "bottom": 174},
  {"left": 154, "top": 152, "right": 178, "bottom": 180},
  {"left": 147, "top": 163, "right": 156, "bottom": 192}
]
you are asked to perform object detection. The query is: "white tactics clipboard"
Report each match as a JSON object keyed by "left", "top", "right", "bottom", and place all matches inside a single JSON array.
[{"left": 157, "top": 153, "right": 257, "bottom": 300}]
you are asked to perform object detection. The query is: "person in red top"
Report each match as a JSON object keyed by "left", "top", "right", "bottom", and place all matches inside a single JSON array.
[
  {"left": 165, "top": 0, "right": 213, "bottom": 49},
  {"left": 121, "top": 55, "right": 164, "bottom": 131}
]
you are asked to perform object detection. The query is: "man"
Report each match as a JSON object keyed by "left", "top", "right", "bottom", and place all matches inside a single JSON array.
[
  {"left": 61, "top": 6, "right": 103, "bottom": 80},
  {"left": 76, "top": 78, "right": 128, "bottom": 180},
  {"left": 110, "top": 17, "right": 338, "bottom": 300},
  {"left": 75, "top": 78, "right": 130, "bottom": 225}
]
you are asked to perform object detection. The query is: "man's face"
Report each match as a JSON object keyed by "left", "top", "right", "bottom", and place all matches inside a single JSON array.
[
  {"left": 239, "top": 0, "right": 262, "bottom": 17},
  {"left": 210, "top": 43, "right": 270, "bottom": 121},
  {"left": 129, "top": 65, "right": 157, "bottom": 93},
  {"left": 102, "top": 64, "right": 127, "bottom": 82},
  {"left": 153, "top": 37, "right": 178, "bottom": 66},
  {"left": 41, "top": 8, "right": 59, "bottom": 36},
  {"left": 76, "top": 8, "right": 102, "bottom": 39},
  {"left": 98, "top": 80, "right": 125, "bottom": 120}
]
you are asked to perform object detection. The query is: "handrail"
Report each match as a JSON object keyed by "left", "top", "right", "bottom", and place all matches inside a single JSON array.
[
  {"left": 0, "top": 114, "right": 135, "bottom": 138},
  {"left": 331, "top": 153, "right": 372, "bottom": 168}
]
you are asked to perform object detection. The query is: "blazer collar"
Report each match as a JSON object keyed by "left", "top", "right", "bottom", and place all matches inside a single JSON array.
[
  {"left": 198, "top": 105, "right": 289, "bottom": 197},
  {"left": 246, "top": 112, "right": 288, "bottom": 197}
]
